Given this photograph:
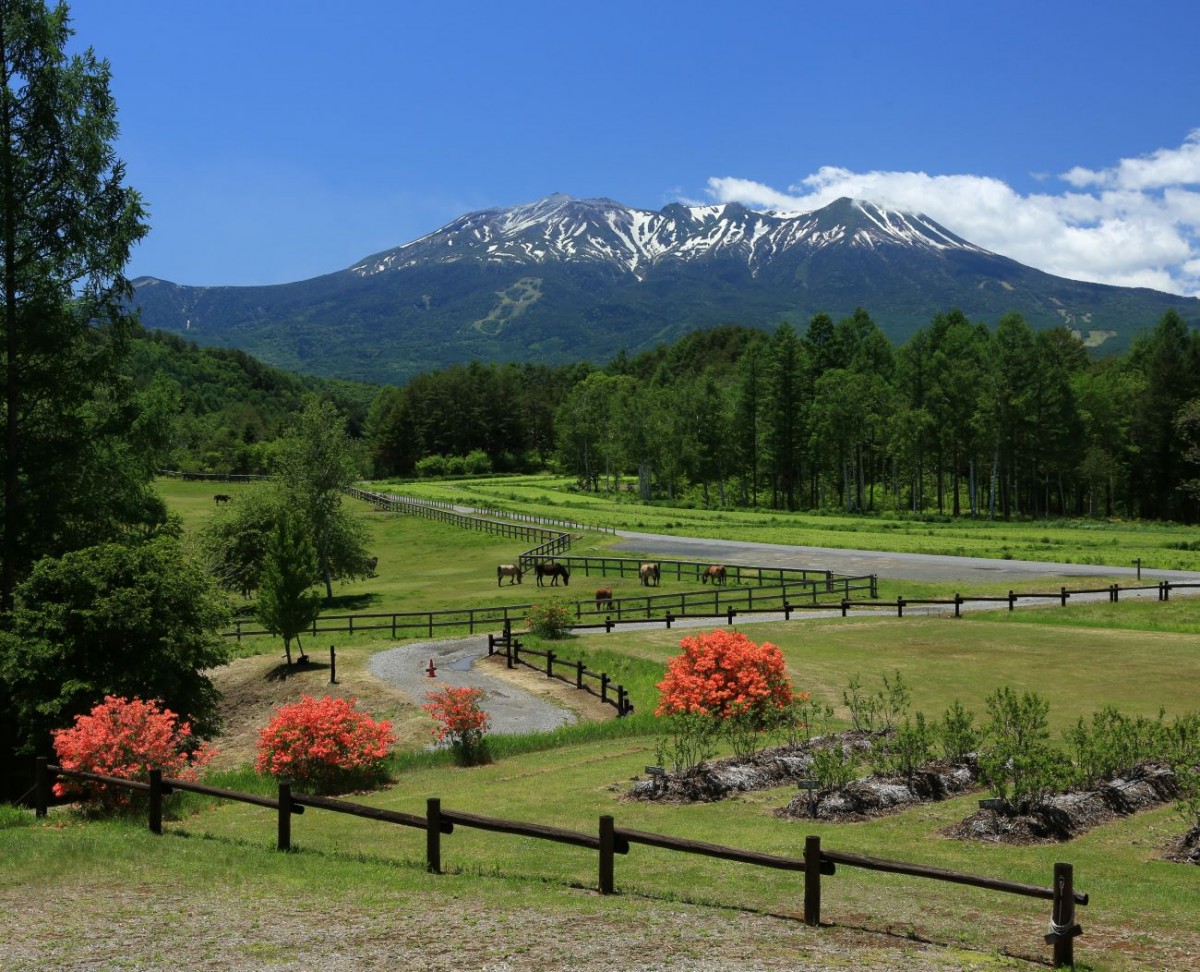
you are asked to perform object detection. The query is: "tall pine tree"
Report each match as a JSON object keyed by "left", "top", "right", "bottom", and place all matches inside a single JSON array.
[{"left": 0, "top": 0, "right": 153, "bottom": 609}]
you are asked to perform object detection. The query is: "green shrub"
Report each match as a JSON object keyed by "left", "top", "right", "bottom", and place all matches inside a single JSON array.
[
  {"left": 654, "top": 711, "right": 719, "bottom": 775},
  {"left": 809, "top": 741, "right": 861, "bottom": 790},
  {"left": 843, "top": 670, "right": 911, "bottom": 733},
  {"left": 936, "top": 699, "right": 979, "bottom": 764},
  {"left": 978, "top": 687, "right": 1069, "bottom": 811},
  {"left": 527, "top": 600, "right": 572, "bottom": 639}
]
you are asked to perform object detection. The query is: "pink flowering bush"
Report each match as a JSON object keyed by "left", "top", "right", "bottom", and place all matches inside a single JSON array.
[
  {"left": 51, "top": 695, "right": 216, "bottom": 813},
  {"left": 423, "top": 685, "right": 491, "bottom": 765},
  {"left": 256, "top": 695, "right": 395, "bottom": 793}
]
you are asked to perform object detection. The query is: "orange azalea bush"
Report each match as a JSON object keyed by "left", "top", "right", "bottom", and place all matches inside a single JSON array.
[
  {"left": 656, "top": 629, "right": 796, "bottom": 762},
  {"left": 256, "top": 695, "right": 395, "bottom": 793},
  {"left": 424, "top": 685, "right": 491, "bottom": 765},
  {"left": 52, "top": 695, "right": 216, "bottom": 813}
]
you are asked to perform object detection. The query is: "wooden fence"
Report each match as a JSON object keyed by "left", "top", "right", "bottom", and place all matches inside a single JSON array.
[
  {"left": 486, "top": 630, "right": 634, "bottom": 716},
  {"left": 346, "top": 487, "right": 570, "bottom": 549},
  {"left": 225, "top": 604, "right": 533, "bottom": 642},
  {"left": 32, "top": 759, "right": 1088, "bottom": 968}
]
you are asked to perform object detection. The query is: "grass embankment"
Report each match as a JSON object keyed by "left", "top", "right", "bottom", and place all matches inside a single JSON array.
[{"left": 6, "top": 476, "right": 1198, "bottom": 969}]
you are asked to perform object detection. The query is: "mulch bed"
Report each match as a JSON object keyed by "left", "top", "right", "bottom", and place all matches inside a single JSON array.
[{"left": 628, "top": 736, "right": 1197, "bottom": 857}]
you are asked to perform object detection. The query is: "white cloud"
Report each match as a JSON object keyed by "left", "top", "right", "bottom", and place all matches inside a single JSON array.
[{"left": 699, "top": 133, "right": 1200, "bottom": 298}]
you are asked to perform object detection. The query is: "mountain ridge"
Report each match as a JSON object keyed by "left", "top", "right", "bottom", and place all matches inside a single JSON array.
[{"left": 132, "top": 194, "right": 1200, "bottom": 384}]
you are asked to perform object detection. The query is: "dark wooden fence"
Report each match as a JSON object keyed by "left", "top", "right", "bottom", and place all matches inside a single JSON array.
[
  {"left": 225, "top": 604, "right": 534, "bottom": 642},
  {"left": 830, "top": 579, "right": 1200, "bottom": 619},
  {"left": 486, "top": 630, "right": 634, "bottom": 716},
  {"left": 32, "top": 759, "right": 1088, "bottom": 968}
]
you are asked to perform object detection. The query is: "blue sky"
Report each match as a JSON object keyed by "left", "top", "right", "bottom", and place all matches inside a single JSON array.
[{"left": 67, "top": 0, "right": 1200, "bottom": 295}]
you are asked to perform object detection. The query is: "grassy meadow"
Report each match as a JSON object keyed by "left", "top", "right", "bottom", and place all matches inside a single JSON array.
[
  {"left": 383, "top": 473, "right": 1200, "bottom": 573},
  {"left": 5, "top": 475, "right": 1200, "bottom": 969}
]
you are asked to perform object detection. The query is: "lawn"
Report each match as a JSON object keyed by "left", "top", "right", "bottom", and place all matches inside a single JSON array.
[
  {"left": 383, "top": 473, "right": 1200, "bottom": 573},
  {"left": 5, "top": 476, "right": 1199, "bottom": 970}
]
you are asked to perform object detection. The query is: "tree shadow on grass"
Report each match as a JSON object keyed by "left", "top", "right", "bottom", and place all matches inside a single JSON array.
[{"left": 323, "top": 592, "right": 379, "bottom": 612}]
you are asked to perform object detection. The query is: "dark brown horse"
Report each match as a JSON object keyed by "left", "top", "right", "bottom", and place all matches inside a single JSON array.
[
  {"left": 497, "top": 563, "right": 524, "bottom": 586},
  {"left": 639, "top": 562, "right": 660, "bottom": 587},
  {"left": 213, "top": 493, "right": 231, "bottom": 505},
  {"left": 535, "top": 562, "right": 570, "bottom": 587},
  {"left": 701, "top": 564, "right": 727, "bottom": 586},
  {"left": 594, "top": 587, "right": 614, "bottom": 610}
]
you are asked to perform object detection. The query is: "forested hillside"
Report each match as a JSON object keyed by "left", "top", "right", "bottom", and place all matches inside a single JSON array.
[
  {"left": 127, "top": 329, "right": 378, "bottom": 473},
  {"left": 137, "top": 304, "right": 1200, "bottom": 523}
]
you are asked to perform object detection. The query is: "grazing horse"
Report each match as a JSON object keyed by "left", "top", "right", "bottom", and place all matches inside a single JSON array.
[
  {"left": 213, "top": 493, "right": 231, "bottom": 505},
  {"left": 701, "top": 564, "right": 727, "bottom": 586},
  {"left": 639, "top": 563, "right": 660, "bottom": 587},
  {"left": 497, "top": 563, "right": 524, "bottom": 586},
  {"left": 535, "top": 562, "right": 570, "bottom": 587},
  {"left": 365, "top": 555, "right": 379, "bottom": 575},
  {"left": 595, "top": 587, "right": 614, "bottom": 611}
]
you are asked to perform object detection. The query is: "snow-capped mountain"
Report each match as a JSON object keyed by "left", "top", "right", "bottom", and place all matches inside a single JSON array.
[
  {"left": 133, "top": 194, "right": 1199, "bottom": 385},
  {"left": 350, "top": 194, "right": 988, "bottom": 281}
]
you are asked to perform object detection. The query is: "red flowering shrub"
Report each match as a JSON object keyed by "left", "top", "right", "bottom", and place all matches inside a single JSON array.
[
  {"left": 656, "top": 629, "right": 795, "bottom": 762},
  {"left": 424, "top": 686, "right": 491, "bottom": 765},
  {"left": 51, "top": 695, "right": 216, "bottom": 813},
  {"left": 256, "top": 695, "right": 395, "bottom": 793}
]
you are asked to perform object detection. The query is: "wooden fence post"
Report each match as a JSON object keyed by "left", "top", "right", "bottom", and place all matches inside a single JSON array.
[
  {"left": 148, "top": 769, "right": 164, "bottom": 835},
  {"left": 427, "top": 798, "right": 443, "bottom": 874},
  {"left": 1048, "top": 862, "right": 1080, "bottom": 968},
  {"left": 804, "top": 835, "right": 822, "bottom": 927},
  {"left": 546, "top": 650, "right": 555, "bottom": 679},
  {"left": 954, "top": 593, "right": 962, "bottom": 617},
  {"left": 277, "top": 781, "right": 293, "bottom": 851},
  {"left": 1008, "top": 590, "right": 1016, "bottom": 611},
  {"left": 896, "top": 596, "right": 905, "bottom": 618},
  {"left": 599, "top": 815, "right": 615, "bottom": 894},
  {"left": 601, "top": 673, "right": 609, "bottom": 705},
  {"left": 35, "top": 756, "right": 48, "bottom": 819},
  {"left": 576, "top": 659, "right": 584, "bottom": 688},
  {"left": 329, "top": 645, "right": 337, "bottom": 684}
]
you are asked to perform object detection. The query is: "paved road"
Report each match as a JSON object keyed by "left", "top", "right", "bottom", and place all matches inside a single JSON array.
[
  {"left": 609, "top": 529, "right": 1200, "bottom": 585},
  {"left": 369, "top": 637, "right": 576, "bottom": 737}
]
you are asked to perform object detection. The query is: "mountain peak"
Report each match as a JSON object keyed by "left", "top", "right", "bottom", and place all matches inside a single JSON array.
[
  {"left": 350, "top": 193, "right": 983, "bottom": 281},
  {"left": 133, "top": 191, "right": 1200, "bottom": 385}
]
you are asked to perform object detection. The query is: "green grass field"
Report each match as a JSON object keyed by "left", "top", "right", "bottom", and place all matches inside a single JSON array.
[
  {"left": 383, "top": 473, "right": 1200, "bottom": 573},
  {"left": 5, "top": 476, "right": 1200, "bottom": 970}
]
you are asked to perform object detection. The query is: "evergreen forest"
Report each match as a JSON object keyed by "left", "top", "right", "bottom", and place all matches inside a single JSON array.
[{"left": 361, "top": 308, "right": 1200, "bottom": 523}]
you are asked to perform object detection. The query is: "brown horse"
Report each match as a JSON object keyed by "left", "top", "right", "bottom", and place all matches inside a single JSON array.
[
  {"left": 535, "top": 562, "right": 570, "bottom": 587},
  {"left": 701, "top": 564, "right": 727, "bottom": 586},
  {"left": 639, "top": 562, "right": 660, "bottom": 587},
  {"left": 595, "top": 587, "right": 614, "bottom": 610},
  {"left": 497, "top": 564, "right": 524, "bottom": 586},
  {"left": 213, "top": 493, "right": 231, "bottom": 505}
]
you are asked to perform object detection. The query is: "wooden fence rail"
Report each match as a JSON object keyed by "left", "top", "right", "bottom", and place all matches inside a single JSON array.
[
  {"left": 488, "top": 632, "right": 634, "bottom": 716},
  {"left": 33, "top": 759, "right": 1087, "bottom": 968}
]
